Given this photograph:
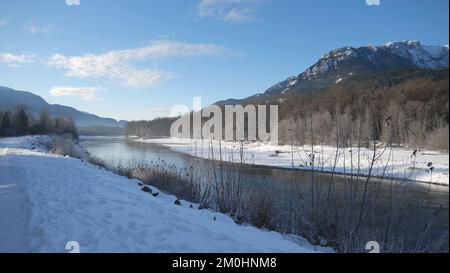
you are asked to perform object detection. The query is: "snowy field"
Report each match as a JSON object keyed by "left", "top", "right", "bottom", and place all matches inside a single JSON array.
[
  {"left": 0, "top": 136, "right": 327, "bottom": 253},
  {"left": 137, "top": 138, "right": 449, "bottom": 186}
]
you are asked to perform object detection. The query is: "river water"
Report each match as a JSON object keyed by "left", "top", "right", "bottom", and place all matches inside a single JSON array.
[{"left": 80, "top": 137, "right": 449, "bottom": 252}]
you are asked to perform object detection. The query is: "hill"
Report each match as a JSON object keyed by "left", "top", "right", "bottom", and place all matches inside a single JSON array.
[{"left": 0, "top": 86, "right": 126, "bottom": 132}]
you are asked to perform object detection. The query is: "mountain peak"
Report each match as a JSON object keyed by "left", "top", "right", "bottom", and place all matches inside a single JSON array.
[
  {"left": 380, "top": 40, "right": 449, "bottom": 69},
  {"left": 262, "top": 40, "right": 448, "bottom": 97},
  {"left": 383, "top": 40, "right": 421, "bottom": 47},
  {"left": 216, "top": 40, "right": 448, "bottom": 106},
  {"left": 320, "top": 46, "right": 358, "bottom": 60}
]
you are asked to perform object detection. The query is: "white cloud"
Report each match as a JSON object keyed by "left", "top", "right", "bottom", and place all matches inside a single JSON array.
[
  {"left": 24, "top": 21, "right": 55, "bottom": 34},
  {"left": 50, "top": 86, "right": 104, "bottom": 101},
  {"left": 197, "top": 0, "right": 259, "bottom": 23},
  {"left": 48, "top": 40, "right": 232, "bottom": 87},
  {"left": 0, "top": 53, "right": 35, "bottom": 67},
  {"left": 147, "top": 107, "right": 172, "bottom": 114},
  {"left": 0, "top": 19, "right": 7, "bottom": 28},
  {"left": 224, "top": 7, "right": 255, "bottom": 22}
]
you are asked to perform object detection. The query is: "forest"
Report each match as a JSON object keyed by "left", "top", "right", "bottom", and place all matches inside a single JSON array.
[
  {"left": 125, "top": 68, "right": 449, "bottom": 151},
  {"left": 125, "top": 117, "right": 177, "bottom": 138},
  {"left": 0, "top": 106, "right": 79, "bottom": 139},
  {"left": 277, "top": 68, "right": 449, "bottom": 150}
]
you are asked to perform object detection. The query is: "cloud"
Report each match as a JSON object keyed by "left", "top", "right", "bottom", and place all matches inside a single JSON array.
[
  {"left": 0, "top": 53, "right": 35, "bottom": 67},
  {"left": 147, "top": 107, "right": 172, "bottom": 114},
  {"left": 0, "top": 19, "right": 7, "bottom": 28},
  {"left": 24, "top": 21, "right": 55, "bottom": 34},
  {"left": 197, "top": 0, "right": 259, "bottom": 23},
  {"left": 224, "top": 7, "right": 255, "bottom": 22},
  {"left": 48, "top": 40, "right": 232, "bottom": 87},
  {"left": 50, "top": 86, "right": 104, "bottom": 101}
]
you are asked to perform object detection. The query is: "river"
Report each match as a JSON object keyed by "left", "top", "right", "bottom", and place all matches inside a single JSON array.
[{"left": 80, "top": 136, "right": 449, "bottom": 252}]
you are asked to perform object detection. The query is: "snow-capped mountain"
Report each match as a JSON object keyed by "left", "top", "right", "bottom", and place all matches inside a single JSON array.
[
  {"left": 252, "top": 41, "right": 449, "bottom": 97},
  {"left": 382, "top": 41, "right": 449, "bottom": 69}
]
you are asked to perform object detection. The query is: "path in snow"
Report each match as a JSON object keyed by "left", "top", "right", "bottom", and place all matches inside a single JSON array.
[
  {"left": 0, "top": 136, "right": 325, "bottom": 253},
  {"left": 0, "top": 151, "right": 30, "bottom": 252}
]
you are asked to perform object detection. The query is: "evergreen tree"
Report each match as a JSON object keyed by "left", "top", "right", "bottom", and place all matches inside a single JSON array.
[
  {"left": 0, "top": 111, "right": 11, "bottom": 136},
  {"left": 38, "top": 109, "right": 53, "bottom": 133},
  {"left": 13, "top": 106, "right": 30, "bottom": 136}
]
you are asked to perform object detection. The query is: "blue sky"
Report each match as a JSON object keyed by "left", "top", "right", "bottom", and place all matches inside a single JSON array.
[{"left": 0, "top": 0, "right": 448, "bottom": 121}]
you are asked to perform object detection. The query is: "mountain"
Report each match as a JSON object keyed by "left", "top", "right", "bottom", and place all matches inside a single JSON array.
[
  {"left": 0, "top": 86, "right": 126, "bottom": 129},
  {"left": 217, "top": 41, "right": 449, "bottom": 104}
]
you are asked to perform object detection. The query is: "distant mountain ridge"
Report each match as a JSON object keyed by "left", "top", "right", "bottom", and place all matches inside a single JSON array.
[
  {"left": 216, "top": 41, "right": 449, "bottom": 104},
  {"left": 0, "top": 86, "right": 126, "bottom": 128}
]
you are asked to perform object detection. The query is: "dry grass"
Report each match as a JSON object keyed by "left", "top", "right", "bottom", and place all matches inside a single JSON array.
[{"left": 86, "top": 141, "right": 448, "bottom": 253}]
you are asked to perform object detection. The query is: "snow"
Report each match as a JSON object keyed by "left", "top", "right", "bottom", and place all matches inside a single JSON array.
[
  {"left": 287, "top": 78, "right": 297, "bottom": 87},
  {"left": 0, "top": 136, "right": 326, "bottom": 253},
  {"left": 302, "top": 57, "right": 333, "bottom": 79},
  {"left": 381, "top": 40, "right": 449, "bottom": 69},
  {"left": 423, "top": 45, "right": 446, "bottom": 58},
  {"left": 366, "top": 45, "right": 378, "bottom": 52},
  {"left": 280, "top": 78, "right": 299, "bottom": 94},
  {"left": 302, "top": 47, "right": 361, "bottom": 80},
  {"left": 301, "top": 41, "right": 448, "bottom": 83},
  {"left": 281, "top": 88, "right": 289, "bottom": 94},
  {"left": 137, "top": 138, "right": 449, "bottom": 186}
]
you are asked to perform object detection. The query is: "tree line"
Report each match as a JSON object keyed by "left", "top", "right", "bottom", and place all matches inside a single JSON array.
[
  {"left": 125, "top": 117, "right": 176, "bottom": 138},
  {"left": 0, "top": 106, "right": 79, "bottom": 139},
  {"left": 125, "top": 68, "right": 449, "bottom": 151},
  {"left": 276, "top": 68, "right": 449, "bottom": 150}
]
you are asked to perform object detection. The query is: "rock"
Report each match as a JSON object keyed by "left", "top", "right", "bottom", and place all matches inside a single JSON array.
[
  {"left": 189, "top": 204, "right": 193, "bottom": 209},
  {"left": 152, "top": 192, "right": 159, "bottom": 197},
  {"left": 138, "top": 182, "right": 143, "bottom": 186},
  {"left": 174, "top": 199, "right": 181, "bottom": 206},
  {"left": 141, "top": 186, "right": 152, "bottom": 193}
]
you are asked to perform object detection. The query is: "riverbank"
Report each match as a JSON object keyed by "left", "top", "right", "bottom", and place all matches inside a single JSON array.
[
  {"left": 136, "top": 138, "right": 449, "bottom": 186},
  {"left": 0, "top": 136, "right": 326, "bottom": 253}
]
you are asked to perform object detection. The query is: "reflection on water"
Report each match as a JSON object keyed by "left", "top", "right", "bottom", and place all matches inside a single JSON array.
[
  {"left": 81, "top": 137, "right": 189, "bottom": 169},
  {"left": 81, "top": 137, "right": 448, "bottom": 204},
  {"left": 81, "top": 137, "right": 449, "bottom": 251}
]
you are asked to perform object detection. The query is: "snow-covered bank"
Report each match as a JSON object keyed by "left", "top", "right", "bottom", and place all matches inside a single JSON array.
[
  {"left": 137, "top": 138, "right": 449, "bottom": 186},
  {"left": 0, "top": 136, "right": 326, "bottom": 253}
]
